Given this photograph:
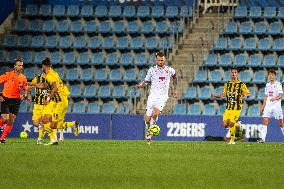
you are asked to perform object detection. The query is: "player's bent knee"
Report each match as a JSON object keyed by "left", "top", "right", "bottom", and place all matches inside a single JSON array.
[{"left": 50, "top": 123, "right": 57, "bottom": 129}]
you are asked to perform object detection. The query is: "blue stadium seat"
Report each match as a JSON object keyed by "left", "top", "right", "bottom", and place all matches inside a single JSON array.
[
  {"left": 151, "top": 6, "right": 164, "bottom": 18},
  {"left": 3, "top": 35, "right": 17, "bottom": 47},
  {"left": 198, "top": 86, "right": 212, "bottom": 100},
  {"left": 119, "top": 53, "right": 133, "bottom": 66},
  {"left": 246, "top": 87, "right": 256, "bottom": 101},
  {"left": 56, "top": 19, "right": 69, "bottom": 32},
  {"left": 156, "top": 21, "right": 169, "bottom": 34},
  {"left": 59, "top": 36, "right": 72, "bottom": 49},
  {"left": 166, "top": 6, "right": 178, "bottom": 18},
  {"left": 113, "top": 21, "right": 126, "bottom": 34},
  {"left": 127, "top": 86, "right": 140, "bottom": 98},
  {"left": 87, "top": 36, "right": 101, "bottom": 49},
  {"left": 50, "top": 51, "right": 61, "bottom": 64},
  {"left": 87, "top": 102, "right": 100, "bottom": 113},
  {"left": 41, "top": 20, "right": 55, "bottom": 32},
  {"left": 45, "top": 35, "right": 57, "bottom": 48},
  {"left": 123, "top": 69, "right": 136, "bottom": 82},
  {"left": 253, "top": 21, "right": 268, "bottom": 35},
  {"left": 263, "top": 7, "right": 276, "bottom": 19},
  {"left": 213, "top": 37, "right": 227, "bottom": 50},
  {"left": 19, "top": 101, "right": 28, "bottom": 112},
  {"left": 268, "top": 22, "right": 282, "bottom": 35},
  {"left": 145, "top": 37, "right": 158, "bottom": 50},
  {"left": 248, "top": 54, "right": 262, "bottom": 67},
  {"left": 193, "top": 70, "right": 207, "bottom": 83},
  {"left": 138, "top": 69, "right": 147, "bottom": 81},
  {"left": 112, "top": 85, "right": 126, "bottom": 99},
  {"left": 117, "top": 37, "right": 129, "bottom": 50},
  {"left": 21, "top": 51, "right": 33, "bottom": 63},
  {"left": 33, "top": 51, "right": 46, "bottom": 64},
  {"left": 80, "top": 5, "right": 93, "bottom": 17},
  {"left": 83, "top": 85, "right": 96, "bottom": 98},
  {"left": 243, "top": 38, "right": 257, "bottom": 51},
  {"left": 102, "top": 36, "right": 115, "bottom": 49},
  {"left": 62, "top": 51, "right": 75, "bottom": 65},
  {"left": 234, "top": 6, "right": 247, "bottom": 18},
  {"left": 26, "top": 5, "right": 38, "bottom": 16},
  {"left": 13, "top": 19, "right": 27, "bottom": 32},
  {"left": 109, "top": 69, "right": 122, "bottom": 82},
  {"left": 170, "top": 21, "right": 183, "bottom": 33},
  {"left": 39, "top": 5, "right": 51, "bottom": 16},
  {"left": 224, "top": 21, "right": 237, "bottom": 34},
  {"left": 134, "top": 53, "right": 148, "bottom": 66},
  {"left": 54, "top": 67, "right": 65, "bottom": 78},
  {"left": 6, "top": 51, "right": 18, "bottom": 63},
  {"left": 258, "top": 38, "right": 272, "bottom": 51},
  {"left": 217, "top": 104, "right": 226, "bottom": 115},
  {"left": 109, "top": 6, "right": 121, "bottom": 17},
  {"left": 239, "top": 21, "right": 253, "bottom": 34},
  {"left": 28, "top": 20, "right": 40, "bottom": 32},
  {"left": 98, "top": 21, "right": 111, "bottom": 33},
  {"left": 84, "top": 21, "right": 97, "bottom": 33},
  {"left": 180, "top": 6, "right": 190, "bottom": 17},
  {"left": 73, "top": 36, "right": 86, "bottom": 49},
  {"left": 203, "top": 53, "right": 217, "bottom": 67},
  {"left": 67, "top": 5, "right": 79, "bottom": 17},
  {"left": 188, "top": 103, "right": 202, "bottom": 115},
  {"left": 278, "top": 7, "right": 284, "bottom": 19},
  {"left": 263, "top": 54, "right": 277, "bottom": 68},
  {"left": 17, "top": 35, "right": 30, "bottom": 48},
  {"left": 272, "top": 38, "right": 284, "bottom": 51},
  {"left": 81, "top": 68, "right": 93, "bottom": 81},
  {"left": 137, "top": 6, "right": 150, "bottom": 18},
  {"left": 257, "top": 88, "right": 265, "bottom": 100},
  {"left": 278, "top": 55, "right": 284, "bottom": 67},
  {"left": 241, "top": 104, "right": 247, "bottom": 116},
  {"left": 24, "top": 67, "right": 36, "bottom": 80},
  {"left": 127, "top": 21, "right": 140, "bottom": 33},
  {"left": 276, "top": 70, "right": 282, "bottom": 81},
  {"left": 97, "top": 86, "right": 111, "bottom": 99},
  {"left": 73, "top": 101, "right": 86, "bottom": 113},
  {"left": 116, "top": 103, "right": 125, "bottom": 114},
  {"left": 159, "top": 37, "right": 172, "bottom": 49},
  {"left": 203, "top": 104, "right": 216, "bottom": 115},
  {"left": 122, "top": 6, "right": 135, "bottom": 18},
  {"left": 102, "top": 102, "right": 115, "bottom": 113},
  {"left": 95, "top": 69, "right": 108, "bottom": 82},
  {"left": 219, "top": 54, "right": 232, "bottom": 67},
  {"left": 229, "top": 37, "right": 243, "bottom": 50},
  {"left": 252, "top": 71, "right": 266, "bottom": 84},
  {"left": 247, "top": 105, "right": 261, "bottom": 117},
  {"left": 141, "top": 21, "right": 154, "bottom": 34},
  {"left": 95, "top": 6, "right": 107, "bottom": 17},
  {"left": 0, "top": 51, "right": 5, "bottom": 63},
  {"left": 209, "top": 70, "right": 222, "bottom": 83},
  {"left": 130, "top": 37, "right": 144, "bottom": 50},
  {"left": 234, "top": 53, "right": 247, "bottom": 67},
  {"left": 173, "top": 104, "right": 187, "bottom": 115},
  {"left": 31, "top": 35, "right": 44, "bottom": 48},
  {"left": 239, "top": 70, "right": 251, "bottom": 82},
  {"left": 77, "top": 52, "right": 89, "bottom": 65},
  {"left": 214, "top": 86, "right": 224, "bottom": 96},
  {"left": 248, "top": 6, "right": 262, "bottom": 18},
  {"left": 66, "top": 68, "right": 80, "bottom": 81},
  {"left": 182, "top": 86, "right": 196, "bottom": 100},
  {"left": 106, "top": 53, "right": 119, "bottom": 66},
  {"left": 91, "top": 52, "right": 104, "bottom": 65},
  {"left": 70, "top": 84, "right": 82, "bottom": 97},
  {"left": 70, "top": 20, "right": 83, "bottom": 33},
  {"left": 124, "top": 103, "right": 130, "bottom": 114},
  {"left": 53, "top": 5, "right": 65, "bottom": 17}
]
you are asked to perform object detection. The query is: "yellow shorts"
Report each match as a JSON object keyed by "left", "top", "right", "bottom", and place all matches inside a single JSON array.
[
  {"left": 42, "top": 101, "right": 57, "bottom": 117},
  {"left": 223, "top": 109, "right": 241, "bottom": 124},
  {"left": 32, "top": 104, "right": 44, "bottom": 121},
  {"left": 52, "top": 99, "right": 68, "bottom": 123}
]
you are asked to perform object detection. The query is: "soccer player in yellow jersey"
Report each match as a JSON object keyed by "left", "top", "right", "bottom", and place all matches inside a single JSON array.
[
  {"left": 213, "top": 67, "right": 250, "bottom": 144},
  {"left": 28, "top": 58, "right": 79, "bottom": 145}
]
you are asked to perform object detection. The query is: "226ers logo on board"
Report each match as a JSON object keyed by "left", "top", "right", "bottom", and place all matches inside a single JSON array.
[{"left": 269, "top": 91, "right": 273, "bottom": 96}]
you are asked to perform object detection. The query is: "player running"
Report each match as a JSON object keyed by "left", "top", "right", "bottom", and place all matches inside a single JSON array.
[
  {"left": 0, "top": 59, "right": 28, "bottom": 143},
  {"left": 136, "top": 52, "right": 177, "bottom": 145},
  {"left": 258, "top": 69, "right": 284, "bottom": 143},
  {"left": 213, "top": 67, "right": 250, "bottom": 144}
]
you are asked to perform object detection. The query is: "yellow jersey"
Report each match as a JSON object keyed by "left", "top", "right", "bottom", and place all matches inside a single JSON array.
[{"left": 31, "top": 75, "right": 49, "bottom": 105}]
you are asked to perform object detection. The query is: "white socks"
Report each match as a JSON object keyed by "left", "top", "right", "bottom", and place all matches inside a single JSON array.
[
  {"left": 259, "top": 124, "right": 268, "bottom": 141},
  {"left": 281, "top": 127, "right": 284, "bottom": 135},
  {"left": 150, "top": 116, "right": 158, "bottom": 125}
]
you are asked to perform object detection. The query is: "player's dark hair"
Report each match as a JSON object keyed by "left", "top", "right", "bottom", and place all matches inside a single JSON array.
[
  {"left": 230, "top": 67, "right": 239, "bottom": 73},
  {"left": 42, "top": 57, "right": 51, "bottom": 66},
  {"left": 268, "top": 69, "right": 276, "bottom": 75},
  {"left": 14, "top": 58, "right": 23, "bottom": 64},
  {"left": 155, "top": 51, "right": 165, "bottom": 58}
]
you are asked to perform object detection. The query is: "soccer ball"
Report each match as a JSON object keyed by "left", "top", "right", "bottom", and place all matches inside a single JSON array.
[
  {"left": 20, "top": 131, "right": 28, "bottom": 139},
  {"left": 149, "top": 125, "right": 161, "bottom": 136}
]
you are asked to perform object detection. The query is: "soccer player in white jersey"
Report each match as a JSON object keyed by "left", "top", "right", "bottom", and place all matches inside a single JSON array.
[
  {"left": 136, "top": 52, "right": 177, "bottom": 144},
  {"left": 259, "top": 69, "right": 284, "bottom": 142}
]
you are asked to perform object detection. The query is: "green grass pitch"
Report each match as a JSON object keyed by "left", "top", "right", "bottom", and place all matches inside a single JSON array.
[{"left": 0, "top": 139, "right": 283, "bottom": 189}]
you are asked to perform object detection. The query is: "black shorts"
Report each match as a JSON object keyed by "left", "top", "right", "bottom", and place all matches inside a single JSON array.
[{"left": 1, "top": 96, "right": 21, "bottom": 116}]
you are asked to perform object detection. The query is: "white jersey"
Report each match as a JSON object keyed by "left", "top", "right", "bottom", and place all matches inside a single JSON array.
[
  {"left": 264, "top": 81, "right": 283, "bottom": 108},
  {"left": 144, "top": 65, "right": 176, "bottom": 99}
]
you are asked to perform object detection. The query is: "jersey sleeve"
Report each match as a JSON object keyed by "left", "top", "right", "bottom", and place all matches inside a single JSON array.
[
  {"left": 144, "top": 68, "right": 152, "bottom": 81},
  {"left": 241, "top": 83, "right": 250, "bottom": 95},
  {"left": 170, "top": 67, "right": 176, "bottom": 77},
  {"left": 264, "top": 84, "right": 268, "bottom": 96},
  {"left": 0, "top": 72, "right": 10, "bottom": 84},
  {"left": 278, "top": 82, "right": 283, "bottom": 94}
]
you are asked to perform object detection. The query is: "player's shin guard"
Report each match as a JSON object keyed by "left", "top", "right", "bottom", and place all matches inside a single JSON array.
[
  {"left": 0, "top": 124, "right": 12, "bottom": 140},
  {"left": 44, "top": 123, "right": 57, "bottom": 143},
  {"left": 38, "top": 127, "right": 45, "bottom": 140},
  {"left": 229, "top": 124, "right": 236, "bottom": 142}
]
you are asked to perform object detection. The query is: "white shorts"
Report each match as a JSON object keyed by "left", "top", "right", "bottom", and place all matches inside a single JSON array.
[
  {"left": 262, "top": 105, "right": 283, "bottom": 120},
  {"left": 146, "top": 97, "right": 168, "bottom": 117}
]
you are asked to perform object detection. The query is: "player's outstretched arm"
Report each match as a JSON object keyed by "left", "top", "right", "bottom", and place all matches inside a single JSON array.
[
  {"left": 213, "top": 92, "right": 226, "bottom": 99},
  {"left": 172, "top": 75, "right": 178, "bottom": 98}
]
